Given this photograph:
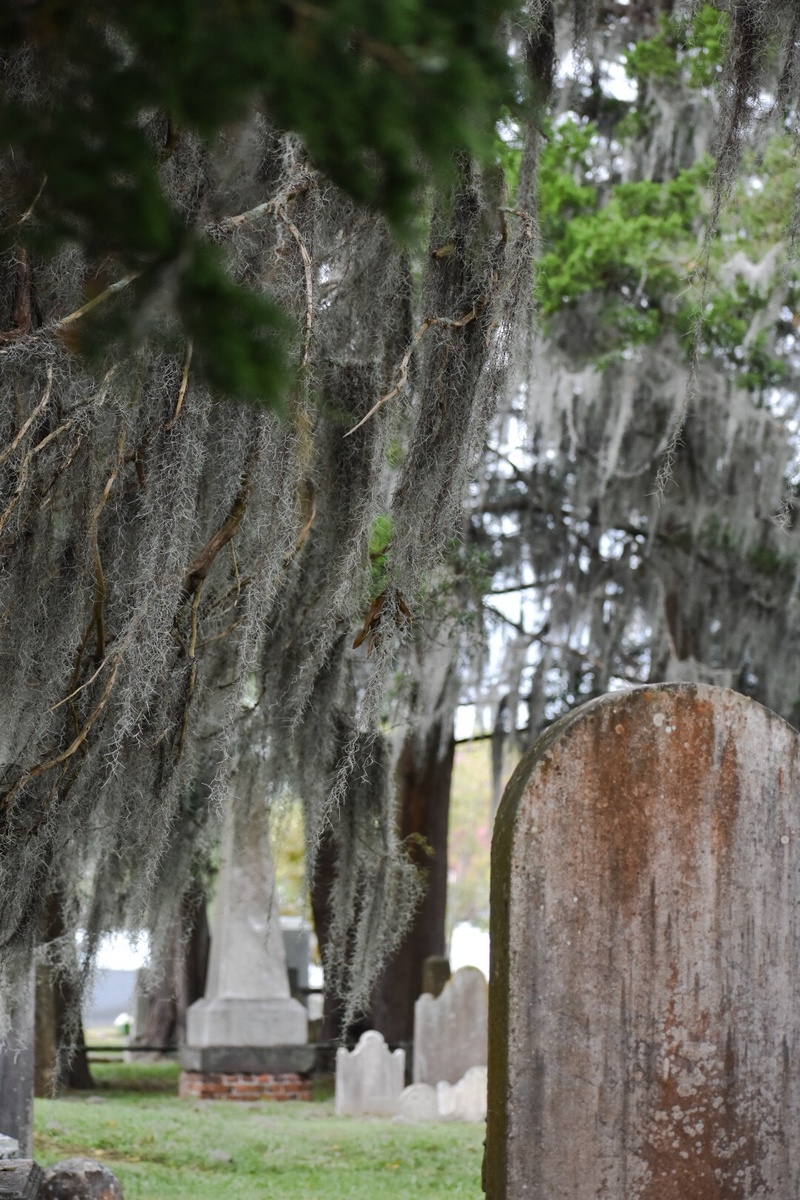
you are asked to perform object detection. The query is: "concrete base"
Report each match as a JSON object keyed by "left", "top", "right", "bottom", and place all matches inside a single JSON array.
[
  {"left": 179, "top": 1043, "right": 316, "bottom": 1074},
  {"left": 179, "top": 1071, "right": 312, "bottom": 1102},
  {"left": 185, "top": 996, "right": 307, "bottom": 1048}
]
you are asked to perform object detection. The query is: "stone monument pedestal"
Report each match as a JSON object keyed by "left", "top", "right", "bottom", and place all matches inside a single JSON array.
[
  {"left": 185, "top": 997, "right": 307, "bottom": 1048},
  {"left": 181, "top": 761, "right": 311, "bottom": 1101}
]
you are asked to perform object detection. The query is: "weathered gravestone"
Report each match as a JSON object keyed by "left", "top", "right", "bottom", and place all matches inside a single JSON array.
[
  {"left": 437, "top": 1065, "right": 487, "bottom": 1122},
  {"left": 335, "top": 1030, "right": 405, "bottom": 1116},
  {"left": 484, "top": 684, "right": 800, "bottom": 1198},
  {"left": 398, "top": 1082, "right": 439, "bottom": 1122},
  {"left": 413, "top": 966, "right": 487, "bottom": 1086}
]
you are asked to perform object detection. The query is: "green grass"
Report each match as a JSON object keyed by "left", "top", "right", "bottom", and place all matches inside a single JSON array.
[{"left": 35, "top": 1064, "right": 485, "bottom": 1199}]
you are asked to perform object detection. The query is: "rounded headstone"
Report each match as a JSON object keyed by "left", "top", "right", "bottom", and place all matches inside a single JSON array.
[
  {"left": 42, "top": 1157, "right": 123, "bottom": 1199},
  {"left": 485, "top": 684, "right": 800, "bottom": 1199},
  {"left": 399, "top": 1082, "right": 439, "bottom": 1122}
]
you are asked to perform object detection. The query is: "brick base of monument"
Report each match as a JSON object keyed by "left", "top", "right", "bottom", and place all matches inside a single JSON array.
[{"left": 179, "top": 1070, "right": 313, "bottom": 1101}]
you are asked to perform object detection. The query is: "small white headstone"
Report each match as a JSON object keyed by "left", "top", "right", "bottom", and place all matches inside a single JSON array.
[
  {"left": 335, "top": 1030, "right": 405, "bottom": 1116},
  {"left": 398, "top": 1083, "right": 439, "bottom": 1122},
  {"left": 436, "top": 1065, "right": 487, "bottom": 1122},
  {"left": 413, "top": 965, "right": 487, "bottom": 1085}
]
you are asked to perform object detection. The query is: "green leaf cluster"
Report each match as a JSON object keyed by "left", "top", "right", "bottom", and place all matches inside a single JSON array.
[
  {"left": 689, "top": 285, "right": 789, "bottom": 392},
  {"left": 368, "top": 513, "right": 394, "bottom": 594},
  {"left": 0, "top": 0, "right": 522, "bottom": 404},
  {"left": 536, "top": 118, "right": 709, "bottom": 342},
  {"left": 723, "top": 136, "right": 799, "bottom": 258},
  {"left": 624, "top": 3, "right": 729, "bottom": 90},
  {"left": 533, "top": 108, "right": 796, "bottom": 391}
]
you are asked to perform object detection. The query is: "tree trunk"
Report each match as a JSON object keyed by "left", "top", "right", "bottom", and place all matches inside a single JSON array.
[
  {"left": 138, "top": 892, "right": 210, "bottom": 1051},
  {"left": 309, "top": 822, "right": 350, "bottom": 1047},
  {"left": 310, "top": 636, "right": 459, "bottom": 1050},
  {"left": 368, "top": 719, "right": 456, "bottom": 1045},
  {"left": 310, "top": 724, "right": 456, "bottom": 1050},
  {"left": 34, "top": 894, "right": 94, "bottom": 1095}
]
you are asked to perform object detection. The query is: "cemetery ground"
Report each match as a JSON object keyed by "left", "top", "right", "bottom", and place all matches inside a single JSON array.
[{"left": 33, "top": 1063, "right": 485, "bottom": 1199}]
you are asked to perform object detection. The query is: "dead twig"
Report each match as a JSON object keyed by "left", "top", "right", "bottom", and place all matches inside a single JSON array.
[
  {"left": 3, "top": 177, "right": 47, "bottom": 232},
  {"left": 344, "top": 306, "right": 481, "bottom": 437},
  {"left": 277, "top": 207, "right": 314, "bottom": 366},
  {"left": 2, "top": 661, "right": 120, "bottom": 810},
  {"left": 165, "top": 339, "right": 193, "bottom": 430},
  {"left": 0, "top": 366, "right": 53, "bottom": 467},
  {"left": 183, "top": 479, "right": 252, "bottom": 596},
  {"left": 197, "top": 616, "right": 246, "bottom": 651},
  {"left": 352, "top": 589, "right": 412, "bottom": 655},
  {"left": 47, "top": 655, "right": 116, "bottom": 713},
  {"left": 215, "top": 177, "right": 313, "bottom": 233},
  {"left": 57, "top": 274, "right": 140, "bottom": 327}
]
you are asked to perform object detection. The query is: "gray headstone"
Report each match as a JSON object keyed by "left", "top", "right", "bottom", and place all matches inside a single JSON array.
[
  {"left": 41, "top": 1158, "right": 122, "bottom": 1199},
  {"left": 413, "top": 966, "right": 487, "bottom": 1085},
  {"left": 0, "top": 1139, "right": 18, "bottom": 1161},
  {"left": 335, "top": 1030, "right": 404, "bottom": 1116},
  {"left": 436, "top": 1065, "right": 487, "bottom": 1123},
  {"left": 485, "top": 683, "right": 800, "bottom": 1198},
  {"left": 398, "top": 1083, "right": 439, "bottom": 1122}
]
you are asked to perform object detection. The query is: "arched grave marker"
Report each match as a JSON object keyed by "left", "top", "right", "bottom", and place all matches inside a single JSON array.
[{"left": 485, "top": 684, "right": 800, "bottom": 1199}]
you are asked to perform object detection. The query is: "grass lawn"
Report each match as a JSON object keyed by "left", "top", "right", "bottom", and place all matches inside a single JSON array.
[{"left": 34, "top": 1064, "right": 485, "bottom": 1199}]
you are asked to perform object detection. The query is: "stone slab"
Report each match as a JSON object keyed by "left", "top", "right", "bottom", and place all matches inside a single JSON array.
[
  {"left": 203, "top": 775, "right": 293, "bottom": 1004},
  {"left": 179, "top": 1043, "right": 316, "bottom": 1074},
  {"left": 0, "top": 1161, "right": 43, "bottom": 1199},
  {"left": 335, "top": 1031, "right": 405, "bottom": 1116},
  {"left": 185, "top": 771, "right": 308, "bottom": 1062},
  {"left": 413, "top": 966, "right": 487, "bottom": 1085},
  {"left": 485, "top": 683, "right": 800, "bottom": 1198},
  {"left": 185, "top": 996, "right": 307, "bottom": 1048}
]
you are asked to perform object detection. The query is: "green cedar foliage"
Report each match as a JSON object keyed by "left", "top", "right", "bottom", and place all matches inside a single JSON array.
[
  {"left": 523, "top": 99, "right": 796, "bottom": 391},
  {"left": 0, "top": 0, "right": 520, "bottom": 404},
  {"left": 535, "top": 117, "right": 710, "bottom": 345},
  {"left": 623, "top": 3, "right": 729, "bottom": 90}
]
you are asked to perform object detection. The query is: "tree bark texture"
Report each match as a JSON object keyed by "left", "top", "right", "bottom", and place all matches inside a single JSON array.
[
  {"left": 368, "top": 719, "right": 456, "bottom": 1046},
  {"left": 137, "top": 893, "right": 209, "bottom": 1051}
]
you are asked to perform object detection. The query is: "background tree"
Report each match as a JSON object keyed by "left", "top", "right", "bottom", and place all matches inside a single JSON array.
[
  {"left": 5, "top": 0, "right": 800, "bottom": 1058},
  {"left": 0, "top": 0, "right": 540, "bottom": 1042},
  {"left": 469, "top": 4, "right": 800, "bottom": 818}
]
